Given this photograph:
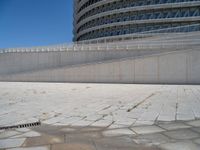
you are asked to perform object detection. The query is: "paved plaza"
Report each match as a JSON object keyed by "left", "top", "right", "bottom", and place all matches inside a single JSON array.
[{"left": 1, "top": 82, "right": 200, "bottom": 149}]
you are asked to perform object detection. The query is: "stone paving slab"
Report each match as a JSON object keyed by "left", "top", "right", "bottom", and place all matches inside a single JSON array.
[
  {"left": 0, "top": 120, "right": 200, "bottom": 150},
  {"left": 0, "top": 131, "right": 21, "bottom": 139},
  {"left": 11, "top": 131, "right": 41, "bottom": 138},
  {"left": 0, "top": 138, "right": 26, "bottom": 149},
  {"left": 22, "top": 135, "right": 64, "bottom": 147},
  {"left": 163, "top": 129, "right": 199, "bottom": 140},
  {"left": 159, "top": 141, "right": 200, "bottom": 150},
  {"left": 193, "top": 138, "right": 200, "bottom": 145},
  {"left": 0, "top": 82, "right": 200, "bottom": 128},
  {"left": 191, "top": 127, "right": 200, "bottom": 134},
  {"left": 131, "top": 125, "right": 165, "bottom": 135},
  {"left": 51, "top": 143, "right": 96, "bottom": 150},
  {"left": 157, "top": 122, "right": 191, "bottom": 130},
  {"left": 186, "top": 120, "right": 200, "bottom": 127},
  {"left": 7, "top": 146, "right": 50, "bottom": 150},
  {"left": 132, "top": 133, "right": 172, "bottom": 146},
  {"left": 1, "top": 83, "right": 200, "bottom": 149},
  {"left": 102, "top": 128, "right": 135, "bottom": 137}
]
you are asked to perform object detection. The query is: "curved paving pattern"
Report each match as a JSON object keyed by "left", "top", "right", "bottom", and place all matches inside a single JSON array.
[
  {"left": 1, "top": 120, "right": 200, "bottom": 149},
  {"left": 1, "top": 82, "right": 200, "bottom": 149}
]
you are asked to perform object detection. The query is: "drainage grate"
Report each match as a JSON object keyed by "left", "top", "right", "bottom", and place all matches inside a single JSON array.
[{"left": 0, "top": 121, "right": 41, "bottom": 130}]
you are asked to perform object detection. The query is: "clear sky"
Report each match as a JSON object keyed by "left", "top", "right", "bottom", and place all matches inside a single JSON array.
[{"left": 0, "top": 0, "right": 73, "bottom": 48}]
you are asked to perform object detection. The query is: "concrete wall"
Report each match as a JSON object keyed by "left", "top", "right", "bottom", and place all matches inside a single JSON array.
[
  {"left": 1, "top": 49, "right": 200, "bottom": 84},
  {"left": 0, "top": 49, "right": 169, "bottom": 75}
]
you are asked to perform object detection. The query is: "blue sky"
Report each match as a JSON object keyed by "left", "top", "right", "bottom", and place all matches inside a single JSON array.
[{"left": 0, "top": 0, "right": 73, "bottom": 48}]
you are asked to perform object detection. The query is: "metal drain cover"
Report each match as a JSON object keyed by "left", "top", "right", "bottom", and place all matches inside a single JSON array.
[{"left": 0, "top": 121, "right": 41, "bottom": 130}]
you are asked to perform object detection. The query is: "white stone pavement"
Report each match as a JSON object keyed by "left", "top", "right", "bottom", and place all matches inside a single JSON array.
[{"left": 0, "top": 82, "right": 200, "bottom": 128}]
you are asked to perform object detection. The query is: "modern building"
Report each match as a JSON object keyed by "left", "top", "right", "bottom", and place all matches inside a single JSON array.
[{"left": 73, "top": 0, "right": 200, "bottom": 42}]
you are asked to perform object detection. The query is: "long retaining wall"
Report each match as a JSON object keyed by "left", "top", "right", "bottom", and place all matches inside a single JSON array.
[
  {"left": 1, "top": 49, "right": 200, "bottom": 84},
  {"left": 0, "top": 48, "right": 174, "bottom": 75}
]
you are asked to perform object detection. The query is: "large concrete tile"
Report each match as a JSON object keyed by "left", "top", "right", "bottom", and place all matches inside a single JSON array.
[
  {"left": 12, "top": 131, "right": 41, "bottom": 138},
  {"left": 191, "top": 127, "right": 200, "bottom": 134},
  {"left": 158, "top": 122, "right": 190, "bottom": 131},
  {"left": 0, "top": 138, "right": 26, "bottom": 149},
  {"left": 15, "top": 128, "right": 31, "bottom": 133},
  {"left": 0, "top": 83, "right": 200, "bottom": 129},
  {"left": 94, "top": 136, "right": 160, "bottom": 150},
  {"left": 132, "top": 133, "right": 171, "bottom": 146},
  {"left": 91, "top": 119, "right": 113, "bottom": 127},
  {"left": 7, "top": 146, "right": 50, "bottom": 150},
  {"left": 159, "top": 141, "right": 200, "bottom": 150},
  {"left": 0, "top": 131, "right": 21, "bottom": 139},
  {"left": 131, "top": 125, "right": 165, "bottom": 135},
  {"left": 102, "top": 128, "right": 135, "bottom": 137},
  {"left": 163, "top": 129, "right": 199, "bottom": 140},
  {"left": 186, "top": 120, "right": 200, "bottom": 127},
  {"left": 51, "top": 143, "right": 96, "bottom": 150},
  {"left": 22, "top": 135, "right": 64, "bottom": 147}
]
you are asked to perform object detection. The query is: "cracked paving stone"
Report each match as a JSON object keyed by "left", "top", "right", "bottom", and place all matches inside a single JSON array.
[
  {"left": 159, "top": 141, "right": 200, "bottom": 150},
  {"left": 22, "top": 135, "right": 64, "bottom": 147},
  {"left": 71, "top": 120, "right": 92, "bottom": 126},
  {"left": 176, "top": 114, "right": 195, "bottom": 121},
  {"left": 157, "top": 115, "right": 175, "bottom": 122},
  {"left": 66, "top": 133, "right": 102, "bottom": 143},
  {"left": 131, "top": 125, "right": 165, "bottom": 135},
  {"left": 191, "top": 127, "right": 200, "bottom": 134},
  {"left": 7, "top": 146, "right": 50, "bottom": 150},
  {"left": 132, "top": 133, "right": 172, "bottom": 146},
  {"left": 0, "top": 131, "right": 21, "bottom": 139},
  {"left": 91, "top": 119, "right": 113, "bottom": 127},
  {"left": 56, "top": 117, "right": 82, "bottom": 125},
  {"left": 193, "top": 138, "right": 200, "bottom": 145},
  {"left": 158, "top": 122, "right": 191, "bottom": 131},
  {"left": 12, "top": 131, "right": 41, "bottom": 138},
  {"left": 15, "top": 128, "right": 31, "bottom": 133},
  {"left": 163, "top": 129, "right": 199, "bottom": 140},
  {"left": 1, "top": 83, "right": 200, "bottom": 127},
  {"left": 103, "top": 128, "right": 135, "bottom": 137},
  {"left": 108, "top": 123, "right": 128, "bottom": 129},
  {"left": 60, "top": 127, "right": 76, "bottom": 132},
  {"left": 114, "top": 118, "right": 136, "bottom": 126},
  {"left": 133, "top": 120, "right": 154, "bottom": 126},
  {"left": 42, "top": 117, "right": 65, "bottom": 124},
  {"left": 94, "top": 136, "right": 160, "bottom": 150},
  {"left": 186, "top": 120, "right": 200, "bottom": 127},
  {"left": 51, "top": 143, "right": 96, "bottom": 150},
  {"left": 79, "top": 127, "right": 103, "bottom": 132},
  {"left": 0, "top": 130, "right": 5, "bottom": 133},
  {"left": 85, "top": 114, "right": 103, "bottom": 121},
  {"left": 0, "top": 138, "right": 26, "bottom": 149}
]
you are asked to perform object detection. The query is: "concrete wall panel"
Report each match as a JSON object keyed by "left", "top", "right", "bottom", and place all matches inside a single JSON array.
[
  {"left": 118, "top": 59, "right": 135, "bottom": 83},
  {"left": 135, "top": 57, "right": 158, "bottom": 83},
  {"left": 0, "top": 49, "right": 200, "bottom": 84},
  {"left": 187, "top": 50, "right": 200, "bottom": 83},
  {"left": 0, "top": 49, "right": 176, "bottom": 76},
  {"left": 158, "top": 52, "right": 187, "bottom": 83}
]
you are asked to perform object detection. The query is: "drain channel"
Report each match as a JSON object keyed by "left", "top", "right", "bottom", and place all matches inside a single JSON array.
[{"left": 0, "top": 121, "right": 41, "bottom": 130}]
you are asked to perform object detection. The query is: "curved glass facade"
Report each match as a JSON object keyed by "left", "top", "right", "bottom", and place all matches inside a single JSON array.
[{"left": 74, "top": 0, "right": 200, "bottom": 41}]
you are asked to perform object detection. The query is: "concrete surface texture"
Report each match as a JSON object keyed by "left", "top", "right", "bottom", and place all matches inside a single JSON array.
[
  {"left": 0, "top": 32, "right": 192, "bottom": 75},
  {"left": 0, "top": 82, "right": 200, "bottom": 127},
  {"left": 1, "top": 82, "right": 200, "bottom": 149},
  {"left": 1, "top": 120, "right": 200, "bottom": 150},
  {"left": 0, "top": 32, "right": 200, "bottom": 84},
  {"left": 1, "top": 48, "right": 200, "bottom": 84}
]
